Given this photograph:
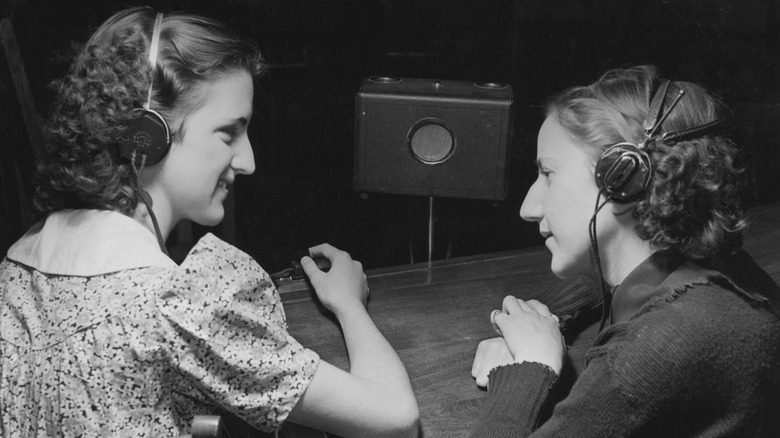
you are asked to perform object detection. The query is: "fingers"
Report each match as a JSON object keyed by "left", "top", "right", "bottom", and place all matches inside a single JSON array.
[
  {"left": 471, "top": 339, "right": 490, "bottom": 387},
  {"left": 300, "top": 256, "right": 322, "bottom": 278},
  {"left": 473, "top": 356, "right": 489, "bottom": 388},
  {"left": 471, "top": 337, "right": 514, "bottom": 388},
  {"left": 525, "top": 299, "right": 553, "bottom": 317},
  {"left": 501, "top": 295, "right": 520, "bottom": 313},
  {"left": 360, "top": 272, "right": 370, "bottom": 302},
  {"left": 490, "top": 309, "right": 502, "bottom": 336},
  {"left": 501, "top": 295, "right": 536, "bottom": 314},
  {"left": 499, "top": 296, "right": 553, "bottom": 317},
  {"left": 306, "top": 243, "right": 363, "bottom": 272},
  {"left": 307, "top": 243, "right": 336, "bottom": 259},
  {"left": 491, "top": 297, "right": 560, "bottom": 341},
  {"left": 471, "top": 341, "right": 485, "bottom": 378},
  {"left": 301, "top": 243, "right": 340, "bottom": 280},
  {"left": 302, "top": 243, "right": 369, "bottom": 312}
]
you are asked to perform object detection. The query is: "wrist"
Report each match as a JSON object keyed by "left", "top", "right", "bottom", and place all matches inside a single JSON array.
[
  {"left": 330, "top": 299, "right": 368, "bottom": 320},
  {"left": 510, "top": 358, "right": 561, "bottom": 376},
  {"left": 489, "top": 362, "right": 560, "bottom": 398}
]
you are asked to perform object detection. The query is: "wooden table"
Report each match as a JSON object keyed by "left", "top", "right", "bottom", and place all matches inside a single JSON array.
[{"left": 268, "top": 202, "right": 780, "bottom": 438}]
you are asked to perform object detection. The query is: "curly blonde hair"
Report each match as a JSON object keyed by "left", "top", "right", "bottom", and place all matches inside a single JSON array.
[
  {"left": 546, "top": 65, "right": 747, "bottom": 259},
  {"left": 35, "top": 6, "right": 265, "bottom": 215}
]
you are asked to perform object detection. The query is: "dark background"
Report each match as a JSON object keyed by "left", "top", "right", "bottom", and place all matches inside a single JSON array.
[{"left": 3, "top": 0, "right": 780, "bottom": 272}]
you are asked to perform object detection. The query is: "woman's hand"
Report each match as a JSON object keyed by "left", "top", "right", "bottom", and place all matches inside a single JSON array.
[
  {"left": 487, "top": 296, "right": 566, "bottom": 376},
  {"left": 301, "top": 243, "right": 368, "bottom": 316},
  {"left": 472, "top": 337, "right": 515, "bottom": 388},
  {"left": 292, "top": 244, "right": 419, "bottom": 438}
]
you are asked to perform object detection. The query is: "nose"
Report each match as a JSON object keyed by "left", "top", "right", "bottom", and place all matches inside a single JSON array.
[
  {"left": 232, "top": 134, "right": 255, "bottom": 176},
  {"left": 519, "top": 177, "right": 543, "bottom": 223}
]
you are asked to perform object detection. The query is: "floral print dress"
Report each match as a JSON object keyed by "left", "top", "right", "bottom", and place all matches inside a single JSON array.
[{"left": 0, "top": 210, "right": 319, "bottom": 437}]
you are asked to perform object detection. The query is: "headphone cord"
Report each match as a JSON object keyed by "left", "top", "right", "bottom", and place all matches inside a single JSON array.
[
  {"left": 588, "top": 188, "right": 612, "bottom": 331},
  {"left": 130, "top": 150, "right": 170, "bottom": 256}
]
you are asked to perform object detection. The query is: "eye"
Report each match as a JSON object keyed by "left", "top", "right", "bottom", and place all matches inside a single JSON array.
[{"left": 218, "top": 126, "right": 238, "bottom": 143}]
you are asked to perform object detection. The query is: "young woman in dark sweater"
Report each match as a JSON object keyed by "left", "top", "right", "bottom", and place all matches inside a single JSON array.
[{"left": 470, "top": 65, "right": 780, "bottom": 437}]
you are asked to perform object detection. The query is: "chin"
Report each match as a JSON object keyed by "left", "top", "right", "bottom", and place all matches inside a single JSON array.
[
  {"left": 550, "top": 258, "right": 591, "bottom": 279},
  {"left": 193, "top": 208, "right": 225, "bottom": 227},
  {"left": 551, "top": 267, "right": 575, "bottom": 280}
]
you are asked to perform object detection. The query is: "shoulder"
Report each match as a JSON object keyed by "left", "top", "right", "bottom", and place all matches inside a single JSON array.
[
  {"left": 615, "top": 255, "right": 780, "bottom": 350},
  {"left": 152, "top": 234, "right": 283, "bottom": 324},
  {"left": 617, "top": 275, "right": 780, "bottom": 358},
  {"left": 591, "top": 277, "right": 780, "bottom": 401},
  {"left": 634, "top": 266, "right": 780, "bottom": 345},
  {"left": 173, "top": 233, "right": 270, "bottom": 291}
]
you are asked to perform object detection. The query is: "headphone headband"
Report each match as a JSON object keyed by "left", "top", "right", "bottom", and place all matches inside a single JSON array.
[
  {"left": 661, "top": 119, "right": 723, "bottom": 144},
  {"left": 644, "top": 78, "right": 724, "bottom": 148},
  {"left": 596, "top": 78, "right": 725, "bottom": 203},
  {"left": 643, "top": 79, "right": 671, "bottom": 137},
  {"left": 119, "top": 11, "right": 171, "bottom": 168},
  {"left": 120, "top": 11, "right": 170, "bottom": 256},
  {"left": 144, "top": 12, "right": 164, "bottom": 109}
]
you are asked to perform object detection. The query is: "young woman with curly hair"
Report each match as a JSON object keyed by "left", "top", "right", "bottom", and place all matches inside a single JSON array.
[
  {"left": 470, "top": 65, "right": 780, "bottom": 437},
  {"left": 0, "top": 6, "right": 418, "bottom": 438}
]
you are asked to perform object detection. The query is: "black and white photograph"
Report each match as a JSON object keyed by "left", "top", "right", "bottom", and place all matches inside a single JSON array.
[{"left": 1, "top": 1, "right": 779, "bottom": 437}]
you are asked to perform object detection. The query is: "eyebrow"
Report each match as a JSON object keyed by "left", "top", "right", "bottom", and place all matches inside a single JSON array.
[
  {"left": 535, "top": 158, "right": 549, "bottom": 169},
  {"left": 221, "top": 116, "right": 250, "bottom": 127}
]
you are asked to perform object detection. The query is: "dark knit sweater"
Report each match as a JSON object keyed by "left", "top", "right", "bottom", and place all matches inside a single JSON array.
[{"left": 471, "top": 250, "right": 780, "bottom": 437}]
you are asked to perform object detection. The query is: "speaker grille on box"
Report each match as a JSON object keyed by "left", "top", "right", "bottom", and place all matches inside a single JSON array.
[
  {"left": 408, "top": 118, "right": 455, "bottom": 164},
  {"left": 354, "top": 77, "right": 513, "bottom": 200}
]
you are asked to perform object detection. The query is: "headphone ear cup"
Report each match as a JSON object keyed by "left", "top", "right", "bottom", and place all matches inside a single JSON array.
[
  {"left": 119, "top": 109, "right": 171, "bottom": 167},
  {"left": 595, "top": 142, "right": 652, "bottom": 203}
]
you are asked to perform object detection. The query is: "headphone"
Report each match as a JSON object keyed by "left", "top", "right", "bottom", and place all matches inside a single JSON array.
[
  {"left": 118, "top": 12, "right": 171, "bottom": 168},
  {"left": 589, "top": 77, "right": 724, "bottom": 328},
  {"left": 594, "top": 79, "right": 723, "bottom": 203}
]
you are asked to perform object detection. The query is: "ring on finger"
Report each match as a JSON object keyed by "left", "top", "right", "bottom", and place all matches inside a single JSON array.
[{"left": 490, "top": 310, "right": 503, "bottom": 335}]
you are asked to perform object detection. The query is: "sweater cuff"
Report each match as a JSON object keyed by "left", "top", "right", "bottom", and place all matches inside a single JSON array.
[{"left": 470, "top": 362, "right": 559, "bottom": 438}]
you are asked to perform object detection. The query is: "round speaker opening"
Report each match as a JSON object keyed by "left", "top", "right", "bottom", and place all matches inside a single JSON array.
[
  {"left": 474, "top": 82, "right": 507, "bottom": 89},
  {"left": 369, "top": 76, "right": 402, "bottom": 83},
  {"left": 407, "top": 119, "right": 456, "bottom": 165}
]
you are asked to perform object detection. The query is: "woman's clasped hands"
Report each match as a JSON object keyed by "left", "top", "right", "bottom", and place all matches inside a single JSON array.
[{"left": 472, "top": 296, "right": 566, "bottom": 388}]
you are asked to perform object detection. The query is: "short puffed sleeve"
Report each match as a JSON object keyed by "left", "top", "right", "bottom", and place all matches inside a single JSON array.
[{"left": 155, "top": 233, "right": 319, "bottom": 431}]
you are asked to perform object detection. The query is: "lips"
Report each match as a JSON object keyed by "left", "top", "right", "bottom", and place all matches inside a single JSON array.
[{"left": 217, "top": 179, "right": 232, "bottom": 191}]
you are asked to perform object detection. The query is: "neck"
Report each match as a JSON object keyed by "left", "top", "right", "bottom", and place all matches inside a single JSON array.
[
  {"left": 135, "top": 170, "right": 178, "bottom": 242},
  {"left": 592, "top": 200, "right": 654, "bottom": 287},
  {"left": 132, "top": 199, "right": 175, "bottom": 244},
  {"left": 600, "top": 231, "right": 653, "bottom": 286}
]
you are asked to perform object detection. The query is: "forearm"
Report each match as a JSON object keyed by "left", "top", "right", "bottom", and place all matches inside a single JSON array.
[
  {"left": 315, "top": 303, "right": 418, "bottom": 437},
  {"left": 298, "top": 245, "right": 419, "bottom": 436},
  {"left": 470, "top": 362, "right": 559, "bottom": 438},
  {"left": 334, "top": 303, "right": 413, "bottom": 390}
]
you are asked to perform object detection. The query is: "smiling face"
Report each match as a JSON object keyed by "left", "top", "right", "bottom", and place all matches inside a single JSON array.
[
  {"left": 519, "top": 115, "right": 602, "bottom": 278},
  {"left": 144, "top": 69, "right": 256, "bottom": 233}
]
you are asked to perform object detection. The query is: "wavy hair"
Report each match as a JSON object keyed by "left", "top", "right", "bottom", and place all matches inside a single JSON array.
[
  {"left": 545, "top": 65, "right": 747, "bottom": 259},
  {"left": 35, "top": 6, "right": 266, "bottom": 215}
]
